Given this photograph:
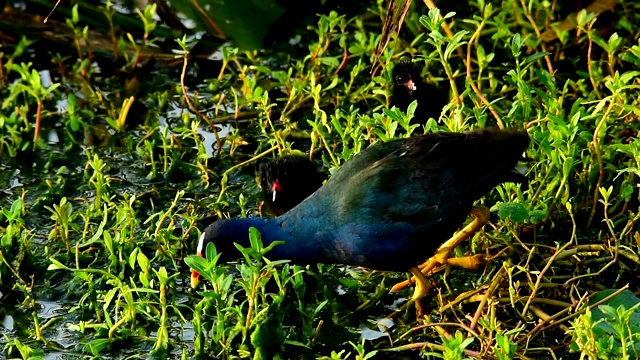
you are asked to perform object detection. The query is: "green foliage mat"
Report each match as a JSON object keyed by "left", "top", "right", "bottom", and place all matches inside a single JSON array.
[{"left": 1, "top": 0, "right": 639, "bottom": 358}]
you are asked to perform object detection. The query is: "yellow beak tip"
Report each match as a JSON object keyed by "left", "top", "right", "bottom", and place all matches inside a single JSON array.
[{"left": 191, "top": 275, "right": 200, "bottom": 289}]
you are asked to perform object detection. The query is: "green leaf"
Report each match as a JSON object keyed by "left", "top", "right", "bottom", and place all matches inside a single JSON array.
[
  {"left": 9, "top": 198, "right": 23, "bottom": 218},
  {"left": 495, "top": 202, "right": 529, "bottom": 223},
  {"left": 128, "top": 247, "right": 138, "bottom": 269},
  {"left": 84, "top": 338, "right": 111, "bottom": 355},
  {"left": 184, "top": 255, "right": 212, "bottom": 281},
  {"left": 528, "top": 210, "right": 546, "bottom": 223},
  {"left": 137, "top": 251, "right": 150, "bottom": 273},
  {"left": 318, "top": 57, "right": 340, "bottom": 68},
  {"left": 81, "top": 208, "right": 108, "bottom": 246},
  {"left": 205, "top": 241, "right": 218, "bottom": 263},
  {"left": 262, "top": 240, "right": 285, "bottom": 254},
  {"left": 523, "top": 51, "right": 550, "bottom": 65},
  {"left": 510, "top": 33, "right": 522, "bottom": 57},
  {"left": 47, "top": 257, "right": 70, "bottom": 271},
  {"left": 444, "top": 30, "right": 468, "bottom": 60}
]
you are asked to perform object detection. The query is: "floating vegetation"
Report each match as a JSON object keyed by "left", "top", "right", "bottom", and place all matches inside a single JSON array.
[{"left": 1, "top": 0, "right": 639, "bottom": 358}]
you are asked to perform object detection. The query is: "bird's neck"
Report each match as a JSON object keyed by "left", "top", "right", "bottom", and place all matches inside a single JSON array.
[{"left": 221, "top": 217, "right": 320, "bottom": 265}]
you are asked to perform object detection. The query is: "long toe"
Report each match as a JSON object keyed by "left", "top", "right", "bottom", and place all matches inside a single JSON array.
[
  {"left": 409, "top": 267, "right": 432, "bottom": 319},
  {"left": 444, "top": 254, "right": 487, "bottom": 270}
]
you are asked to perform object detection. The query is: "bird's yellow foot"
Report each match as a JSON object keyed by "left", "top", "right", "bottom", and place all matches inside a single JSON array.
[
  {"left": 385, "top": 267, "right": 433, "bottom": 320},
  {"left": 390, "top": 254, "right": 487, "bottom": 292}
]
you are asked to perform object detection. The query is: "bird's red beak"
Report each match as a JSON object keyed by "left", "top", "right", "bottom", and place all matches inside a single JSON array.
[
  {"left": 271, "top": 181, "right": 282, "bottom": 202},
  {"left": 191, "top": 269, "right": 201, "bottom": 288},
  {"left": 406, "top": 78, "right": 417, "bottom": 94},
  {"left": 191, "top": 250, "right": 204, "bottom": 288}
]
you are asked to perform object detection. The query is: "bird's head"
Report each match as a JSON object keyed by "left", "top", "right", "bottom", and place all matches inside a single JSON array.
[
  {"left": 258, "top": 155, "right": 323, "bottom": 215},
  {"left": 393, "top": 60, "right": 419, "bottom": 94},
  {"left": 191, "top": 219, "right": 243, "bottom": 288},
  {"left": 270, "top": 180, "right": 283, "bottom": 203},
  {"left": 259, "top": 160, "right": 286, "bottom": 206}
]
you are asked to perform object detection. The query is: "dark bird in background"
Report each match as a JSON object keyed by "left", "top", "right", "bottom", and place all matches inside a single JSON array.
[
  {"left": 193, "top": 129, "right": 530, "bottom": 316},
  {"left": 258, "top": 155, "right": 325, "bottom": 216},
  {"left": 391, "top": 60, "right": 448, "bottom": 123},
  {"left": 197, "top": 155, "right": 323, "bottom": 229}
]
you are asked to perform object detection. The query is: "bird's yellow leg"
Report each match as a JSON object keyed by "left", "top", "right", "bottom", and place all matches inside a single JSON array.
[
  {"left": 391, "top": 206, "right": 490, "bottom": 292},
  {"left": 424, "top": 206, "right": 490, "bottom": 271},
  {"left": 385, "top": 267, "right": 434, "bottom": 320}
]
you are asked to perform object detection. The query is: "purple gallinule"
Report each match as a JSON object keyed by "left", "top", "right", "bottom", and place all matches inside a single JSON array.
[
  {"left": 392, "top": 60, "right": 448, "bottom": 122},
  {"left": 192, "top": 129, "right": 530, "bottom": 315},
  {"left": 259, "top": 155, "right": 324, "bottom": 216}
]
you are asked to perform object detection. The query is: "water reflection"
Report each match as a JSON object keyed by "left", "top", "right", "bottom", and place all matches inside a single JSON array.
[
  {"left": 162, "top": 100, "right": 233, "bottom": 158},
  {"left": 1, "top": 314, "right": 13, "bottom": 331}
]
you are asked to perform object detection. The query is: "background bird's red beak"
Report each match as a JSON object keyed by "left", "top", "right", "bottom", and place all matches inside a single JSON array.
[
  {"left": 406, "top": 79, "right": 416, "bottom": 93},
  {"left": 272, "top": 181, "right": 282, "bottom": 202}
]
